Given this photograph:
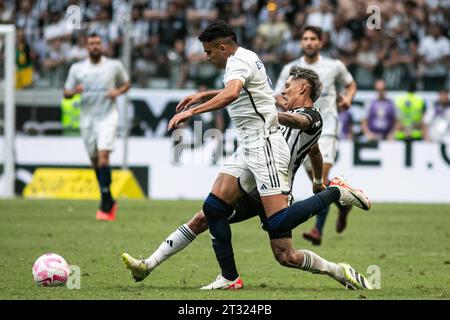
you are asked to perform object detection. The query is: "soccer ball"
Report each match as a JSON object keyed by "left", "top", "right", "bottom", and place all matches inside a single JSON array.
[{"left": 32, "top": 253, "right": 70, "bottom": 287}]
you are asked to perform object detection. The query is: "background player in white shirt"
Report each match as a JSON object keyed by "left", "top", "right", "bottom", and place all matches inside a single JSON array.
[
  {"left": 64, "top": 33, "right": 130, "bottom": 221},
  {"left": 274, "top": 26, "right": 357, "bottom": 245},
  {"left": 122, "top": 67, "right": 372, "bottom": 290},
  {"left": 166, "top": 21, "right": 368, "bottom": 289}
]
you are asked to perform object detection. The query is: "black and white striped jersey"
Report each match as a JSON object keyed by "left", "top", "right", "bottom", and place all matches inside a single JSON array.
[{"left": 279, "top": 106, "right": 323, "bottom": 189}]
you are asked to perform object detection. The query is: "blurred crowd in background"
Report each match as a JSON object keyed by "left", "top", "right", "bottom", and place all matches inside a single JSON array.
[
  {"left": 1, "top": 0, "right": 449, "bottom": 90},
  {"left": 0, "top": 0, "right": 450, "bottom": 142}
]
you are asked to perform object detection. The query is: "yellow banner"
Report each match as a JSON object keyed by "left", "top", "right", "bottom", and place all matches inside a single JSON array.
[{"left": 23, "top": 168, "right": 145, "bottom": 200}]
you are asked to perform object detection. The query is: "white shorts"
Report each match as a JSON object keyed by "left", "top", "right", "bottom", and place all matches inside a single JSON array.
[
  {"left": 303, "top": 135, "right": 338, "bottom": 171},
  {"left": 220, "top": 132, "right": 290, "bottom": 196},
  {"left": 81, "top": 124, "right": 117, "bottom": 159}
]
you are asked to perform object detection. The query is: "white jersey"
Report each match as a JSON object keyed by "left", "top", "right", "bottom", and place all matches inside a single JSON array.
[
  {"left": 279, "top": 107, "right": 322, "bottom": 189},
  {"left": 64, "top": 57, "right": 129, "bottom": 128},
  {"left": 224, "top": 47, "right": 279, "bottom": 145},
  {"left": 274, "top": 55, "right": 353, "bottom": 137}
]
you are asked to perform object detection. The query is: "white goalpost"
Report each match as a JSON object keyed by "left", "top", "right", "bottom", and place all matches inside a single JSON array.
[{"left": 0, "top": 25, "right": 16, "bottom": 198}]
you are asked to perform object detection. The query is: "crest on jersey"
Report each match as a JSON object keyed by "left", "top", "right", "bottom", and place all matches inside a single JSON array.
[{"left": 256, "top": 60, "right": 263, "bottom": 70}]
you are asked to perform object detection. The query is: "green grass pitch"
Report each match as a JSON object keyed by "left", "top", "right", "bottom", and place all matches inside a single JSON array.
[{"left": 0, "top": 199, "right": 449, "bottom": 300}]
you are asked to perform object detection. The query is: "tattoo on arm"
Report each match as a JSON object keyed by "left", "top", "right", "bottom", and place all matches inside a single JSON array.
[{"left": 278, "top": 112, "right": 311, "bottom": 130}]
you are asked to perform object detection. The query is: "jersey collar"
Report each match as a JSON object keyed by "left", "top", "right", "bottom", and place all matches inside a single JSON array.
[
  {"left": 300, "top": 54, "right": 322, "bottom": 66},
  {"left": 87, "top": 56, "right": 105, "bottom": 66}
]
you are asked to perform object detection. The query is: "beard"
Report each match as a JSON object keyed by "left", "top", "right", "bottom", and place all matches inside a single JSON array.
[
  {"left": 89, "top": 51, "right": 102, "bottom": 61},
  {"left": 303, "top": 48, "right": 319, "bottom": 58}
]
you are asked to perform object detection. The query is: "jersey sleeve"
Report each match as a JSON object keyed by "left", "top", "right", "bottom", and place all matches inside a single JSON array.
[
  {"left": 335, "top": 60, "right": 354, "bottom": 87},
  {"left": 115, "top": 61, "right": 130, "bottom": 86},
  {"left": 223, "top": 56, "right": 252, "bottom": 86},
  {"left": 295, "top": 108, "right": 323, "bottom": 134},
  {"left": 273, "top": 63, "right": 291, "bottom": 95},
  {"left": 64, "top": 65, "right": 78, "bottom": 90}
]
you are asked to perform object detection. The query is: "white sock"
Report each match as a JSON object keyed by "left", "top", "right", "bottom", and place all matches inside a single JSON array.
[
  {"left": 145, "top": 224, "right": 197, "bottom": 270},
  {"left": 299, "top": 249, "right": 343, "bottom": 280}
]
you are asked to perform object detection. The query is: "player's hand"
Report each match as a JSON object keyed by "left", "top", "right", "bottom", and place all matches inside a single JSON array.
[
  {"left": 337, "top": 95, "right": 351, "bottom": 111},
  {"left": 168, "top": 109, "right": 194, "bottom": 130},
  {"left": 175, "top": 93, "right": 203, "bottom": 113},
  {"left": 313, "top": 183, "right": 326, "bottom": 194},
  {"left": 107, "top": 88, "right": 121, "bottom": 100}
]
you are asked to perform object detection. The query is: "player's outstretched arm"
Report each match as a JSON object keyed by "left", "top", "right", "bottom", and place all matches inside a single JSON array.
[
  {"left": 169, "top": 80, "right": 242, "bottom": 130},
  {"left": 190, "top": 80, "right": 242, "bottom": 115},
  {"left": 277, "top": 112, "right": 311, "bottom": 130},
  {"left": 176, "top": 90, "right": 222, "bottom": 113}
]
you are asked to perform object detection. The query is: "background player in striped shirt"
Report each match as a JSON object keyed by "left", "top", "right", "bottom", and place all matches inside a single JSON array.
[
  {"left": 274, "top": 26, "right": 357, "bottom": 245},
  {"left": 122, "top": 66, "right": 372, "bottom": 290},
  {"left": 64, "top": 33, "right": 130, "bottom": 221}
]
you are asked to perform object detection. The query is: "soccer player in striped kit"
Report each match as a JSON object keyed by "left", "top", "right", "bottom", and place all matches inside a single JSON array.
[
  {"left": 274, "top": 26, "right": 358, "bottom": 245},
  {"left": 64, "top": 33, "right": 130, "bottom": 221}
]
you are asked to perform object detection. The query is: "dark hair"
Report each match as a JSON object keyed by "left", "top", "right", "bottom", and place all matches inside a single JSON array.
[
  {"left": 289, "top": 66, "right": 322, "bottom": 102},
  {"left": 198, "top": 21, "right": 237, "bottom": 44},
  {"left": 300, "top": 26, "right": 323, "bottom": 41},
  {"left": 87, "top": 32, "right": 101, "bottom": 39}
]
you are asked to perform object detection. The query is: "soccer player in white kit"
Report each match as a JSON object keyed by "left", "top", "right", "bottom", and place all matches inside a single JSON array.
[
  {"left": 167, "top": 22, "right": 365, "bottom": 289},
  {"left": 63, "top": 33, "right": 130, "bottom": 221},
  {"left": 274, "top": 26, "right": 357, "bottom": 245}
]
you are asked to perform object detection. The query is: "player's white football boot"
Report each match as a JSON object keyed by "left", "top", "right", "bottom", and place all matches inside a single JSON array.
[
  {"left": 337, "top": 263, "right": 373, "bottom": 290},
  {"left": 200, "top": 274, "right": 244, "bottom": 290},
  {"left": 329, "top": 176, "right": 371, "bottom": 210},
  {"left": 121, "top": 253, "right": 150, "bottom": 282}
]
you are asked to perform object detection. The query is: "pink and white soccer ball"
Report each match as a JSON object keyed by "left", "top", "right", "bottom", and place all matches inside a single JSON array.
[{"left": 32, "top": 253, "right": 70, "bottom": 287}]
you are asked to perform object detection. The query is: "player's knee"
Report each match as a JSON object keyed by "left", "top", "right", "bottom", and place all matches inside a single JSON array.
[
  {"left": 98, "top": 158, "right": 109, "bottom": 167},
  {"left": 97, "top": 151, "right": 110, "bottom": 167},
  {"left": 188, "top": 212, "right": 208, "bottom": 234},
  {"left": 265, "top": 223, "right": 287, "bottom": 235},
  {"left": 202, "top": 193, "right": 233, "bottom": 220}
]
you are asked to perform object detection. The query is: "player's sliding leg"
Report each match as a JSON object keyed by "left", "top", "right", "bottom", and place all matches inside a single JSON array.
[
  {"left": 200, "top": 173, "right": 243, "bottom": 290},
  {"left": 145, "top": 214, "right": 205, "bottom": 272},
  {"left": 265, "top": 176, "right": 370, "bottom": 235},
  {"left": 122, "top": 173, "right": 245, "bottom": 286},
  {"left": 122, "top": 211, "right": 206, "bottom": 282},
  {"left": 122, "top": 194, "right": 262, "bottom": 283},
  {"left": 269, "top": 238, "right": 372, "bottom": 290}
]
